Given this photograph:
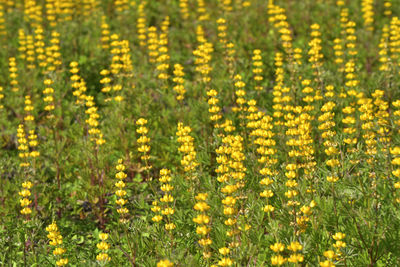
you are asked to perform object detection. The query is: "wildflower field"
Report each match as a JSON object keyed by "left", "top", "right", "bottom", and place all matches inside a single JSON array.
[{"left": 2, "top": 0, "right": 400, "bottom": 266}]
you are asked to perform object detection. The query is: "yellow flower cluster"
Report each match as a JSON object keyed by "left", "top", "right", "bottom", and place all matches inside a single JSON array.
[
  {"left": 384, "top": 0, "right": 392, "bottom": 17},
  {"left": 157, "top": 17, "right": 170, "bottom": 82},
  {"left": 196, "top": 25, "right": 206, "bottom": 44},
  {"left": 115, "top": 159, "right": 129, "bottom": 221},
  {"left": 17, "top": 124, "right": 29, "bottom": 167},
  {"left": 342, "top": 90, "right": 358, "bottom": 154},
  {"left": 245, "top": 99, "right": 263, "bottom": 130},
  {"left": 270, "top": 241, "right": 304, "bottom": 265},
  {"left": 136, "top": 118, "right": 151, "bottom": 163},
  {"left": 0, "top": 5, "right": 5, "bottom": 37},
  {"left": 193, "top": 193, "right": 212, "bottom": 258},
  {"left": 292, "top": 47, "right": 303, "bottom": 65},
  {"left": 176, "top": 123, "right": 199, "bottom": 174},
  {"left": 215, "top": 135, "right": 247, "bottom": 264},
  {"left": 100, "top": 16, "right": 110, "bottom": 50},
  {"left": 217, "top": 253, "right": 233, "bottom": 266},
  {"left": 193, "top": 41, "right": 213, "bottom": 84},
  {"left": 157, "top": 259, "right": 173, "bottom": 267},
  {"left": 46, "top": 222, "right": 68, "bottom": 266},
  {"left": 110, "top": 34, "right": 124, "bottom": 75},
  {"left": 318, "top": 89, "right": 339, "bottom": 181},
  {"left": 24, "top": 0, "right": 42, "bottom": 27},
  {"left": 333, "top": 37, "right": 344, "bottom": 69},
  {"left": 34, "top": 26, "right": 46, "bottom": 68},
  {"left": 43, "top": 78, "right": 55, "bottom": 112},
  {"left": 85, "top": 95, "right": 106, "bottom": 146},
  {"left": 361, "top": 0, "right": 374, "bottom": 31},
  {"left": 271, "top": 52, "right": 286, "bottom": 126},
  {"left": 344, "top": 20, "right": 357, "bottom": 57},
  {"left": 28, "top": 129, "right": 40, "bottom": 159},
  {"left": 224, "top": 42, "right": 236, "bottom": 79},
  {"left": 220, "top": 0, "right": 232, "bottom": 12},
  {"left": 379, "top": 17, "right": 400, "bottom": 72},
  {"left": 359, "top": 96, "right": 377, "bottom": 161},
  {"left": 339, "top": 7, "right": 348, "bottom": 36},
  {"left": 26, "top": 33, "right": 36, "bottom": 69},
  {"left": 379, "top": 25, "right": 390, "bottom": 72},
  {"left": 96, "top": 232, "right": 111, "bottom": 263},
  {"left": 217, "top": 18, "right": 227, "bottom": 47},
  {"left": 17, "top": 120, "right": 40, "bottom": 167},
  {"left": 179, "top": 0, "right": 189, "bottom": 20},
  {"left": 172, "top": 64, "right": 186, "bottom": 101},
  {"left": 44, "top": 31, "right": 62, "bottom": 73},
  {"left": 100, "top": 69, "right": 112, "bottom": 94},
  {"left": 24, "top": 95, "right": 34, "bottom": 122},
  {"left": 285, "top": 106, "right": 314, "bottom": 161},
  {"left": 196, "top": 0, "right": 209, "bottom": 21},
  {"left": 99, "top": 41, "right": 127, "bottom": 104},
  {"left": 218, "top": 119, "right": 236, "bottom": 134},
  {"left": 308, "top": 24, "right": 323, "bottom": 70},
  {"left": 18, "top": 26, "right": 62, "bottom": 74},
  {"left": 114, "top": 0, "right": 129, "bottom": 12},
  {"left": 252, "top": 49, "right": 263, "bottom": 91},
  {"left": 319, "top": 232, "right": 346, "bottom": 267},
  {"left": 19, "top": 181, "right": 32, "bottom": 215},
  {"left": 251, "top": 115, "right": 277, "bottom": 213},
  {"left": 372, "top": 90, "right": 390, "bottom": 146},
  {"left": 152, "top": 169, "right": 176, "bottom": 231},
  {"left": 136, "top": 2, "right": 147, "bottom": 47},
  {"left": 69, "top": 61, "right": 88, "bottom": 104},
  {"left": 147, "top": 26, "right": 159, "bottom": 64},
  {"left": 232, "top": 74, "right": 246, "bottom": 115},
  {"left": 207, "top": 89, "right": 222, "bottom": 125},
  {"left": 9, "top": 57, "right": 19, "bottom": 92},
  {"left": 268, "top": 3, "right": 292, "bottom": 54},
  {"left": 391, "top": 139, "right": 400, "bottom": 201},
  {"left": 111, "top": 36, "right": 133, "bottom": 78}
]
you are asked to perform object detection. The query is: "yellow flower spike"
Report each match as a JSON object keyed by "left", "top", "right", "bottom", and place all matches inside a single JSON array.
[{"left": 46, "top": 222, "right": 68, "bottom": 264}]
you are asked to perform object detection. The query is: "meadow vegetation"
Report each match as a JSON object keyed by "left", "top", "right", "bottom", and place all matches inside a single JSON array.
[{"left": 1, "top": 0, "right": 400, "bottom": 266}]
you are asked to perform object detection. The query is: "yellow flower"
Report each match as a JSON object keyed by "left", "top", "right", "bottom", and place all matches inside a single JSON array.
[
  {"left": 157, "top": 259, "right": 173, "bottom": 267},
  {"left": 217, "top": 257, "right": 233, "bottom": 266},
  {"left": 219, "top": 247, "right": 230, "bottom": 255},
  {"left": 271, "top": 255, "right": 286, "bottom": 265},
  {"left": 270, "top": 242, "right": 285, "bottom": 253},
  {"left": 97, "top": 241, "right": 110, "bottom": 250},
  {"left": 288, "top": 253, "right": 304, "bottom": 263},
  {"left": 99, "top": 233, "right": 109, "bottom": 240},
  {"left": 319, "top": 260, "right": 335, "bottom": 267},
  {"left": 193, "top": 201, "right": 210, "bottom": 211},
  {"left": 263, "top": 205, "right": 275, "bottom": 213},
  {"left": 56, "top": 258, "right": 68, "bottom": 266},
  {"left": 323, "top": 250, "right": 336, "bottom": 259},
  {"left": 332, "top": 232, "right": 346, "bottom": 240},
  {"left": 96, "top": 253, "right": 111, "bottom": 262},
  {"left": 152, "top": 215, "right": 163, "bottom": 222},
  {"left": 193, "top": 214, "right": 210, "bottom": 224},
  {"left": 287, "top": 241, "right": 302, "bottom": 252},
  {"left": 53, "top": 247, "right": 66, "bottom": 255}
]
